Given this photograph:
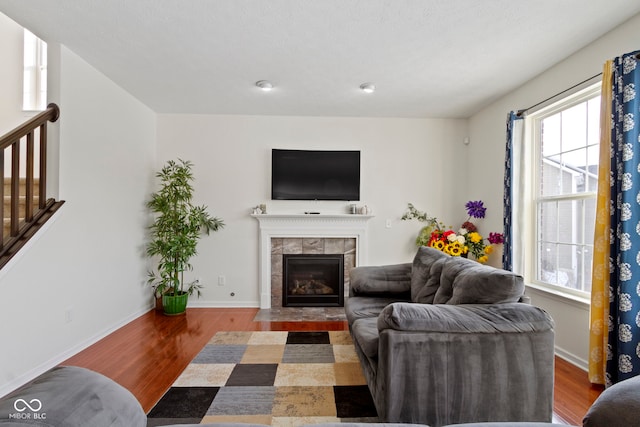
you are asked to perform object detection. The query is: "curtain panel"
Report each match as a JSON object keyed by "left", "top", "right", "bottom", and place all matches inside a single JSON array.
[
  {"left": 590, "top": 50, "right": 640, "bottom": 386},
  {"left": 503, "top": 112, "right": 524, "bottom": 273},
  {"left": 588, "top": 60, "right": 613, "bottom": 385}
]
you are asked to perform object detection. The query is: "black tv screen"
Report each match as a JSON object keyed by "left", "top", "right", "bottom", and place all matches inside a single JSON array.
[{"left": 271, "top": 149, "right": 360, "bottom": 201}]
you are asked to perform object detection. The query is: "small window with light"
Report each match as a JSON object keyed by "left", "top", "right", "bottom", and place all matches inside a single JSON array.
[{"left": 23, "top": 29, "right": 47, "bottom": 112}]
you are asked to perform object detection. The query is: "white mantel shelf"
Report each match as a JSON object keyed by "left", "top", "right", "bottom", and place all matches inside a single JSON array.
[
  {"left": 252, "top": 213, "right": 374, "bottom": 224},
  {"left": 252, "top": 213, "right": 374, "bottom": 308}
]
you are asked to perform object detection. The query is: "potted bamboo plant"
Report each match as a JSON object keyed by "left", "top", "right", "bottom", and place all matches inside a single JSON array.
[{"left": 146, "top": 159, "right": 224, "bottom": 315}]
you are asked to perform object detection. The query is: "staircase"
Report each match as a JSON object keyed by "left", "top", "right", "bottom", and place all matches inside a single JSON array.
[
  {"left": 3, "top": 178, "right": 39, "bottom": 237},
  {"left": 0, "top": 104, "right": 64, "bottom": 269}
]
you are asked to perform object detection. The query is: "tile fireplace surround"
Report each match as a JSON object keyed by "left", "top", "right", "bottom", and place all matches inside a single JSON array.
[{"left": 252, "top": 213, "right": 374, "bottom": 309}]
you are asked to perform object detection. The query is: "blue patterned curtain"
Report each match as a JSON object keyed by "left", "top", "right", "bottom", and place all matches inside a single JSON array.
[
  {"left": 607, "top": 50, "right": 640, "bottom": 385},
  {"left": 503, "top": 112, "right": 523, "bottom": 271}
]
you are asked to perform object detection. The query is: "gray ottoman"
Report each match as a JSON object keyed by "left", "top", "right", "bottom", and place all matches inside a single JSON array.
[
  {"left": 0, "top": 366, "right": 146, "bottom": 427},
  {"left": 583, "top": 375, "right": 640, "bottom": 427}
]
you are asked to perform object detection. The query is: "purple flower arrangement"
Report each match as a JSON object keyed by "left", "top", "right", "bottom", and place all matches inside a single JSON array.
[{"left": 465, "top": 200, "right": 487, "bottom": 219}]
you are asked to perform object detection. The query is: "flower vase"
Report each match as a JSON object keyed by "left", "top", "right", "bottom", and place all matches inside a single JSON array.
[{"left": 487, "top": 245, "right": 504, "bottom": 269}]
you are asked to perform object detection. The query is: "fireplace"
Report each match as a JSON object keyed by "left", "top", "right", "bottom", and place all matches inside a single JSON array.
[
  {"left": 252, "top": 214, "right": 373, "bottom": 309},
  {"left": 283, "top": 254, "right": 344, "bottom": 307}
]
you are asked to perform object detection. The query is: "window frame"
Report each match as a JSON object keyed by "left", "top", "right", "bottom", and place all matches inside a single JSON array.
[{"left": 524, "top": 83, "right": 601, "bottom": 300}]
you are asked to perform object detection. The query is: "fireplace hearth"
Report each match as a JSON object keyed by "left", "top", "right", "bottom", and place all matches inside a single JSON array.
[{"left": 283, "top": 254, "right": 344, "bottom": 307}]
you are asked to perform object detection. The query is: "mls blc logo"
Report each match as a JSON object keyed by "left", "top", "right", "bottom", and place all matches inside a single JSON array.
[
  {"left": 14, "top": 398, "right": 42, "bottom": 412},
  {"left": 9, "top": 398, "right": 46, "bottom": 420}
]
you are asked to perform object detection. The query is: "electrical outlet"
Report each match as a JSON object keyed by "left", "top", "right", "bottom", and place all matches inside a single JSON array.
[
  {"left": 65, "top": 307, "right": 74, "bottom": 323},
  {"left": 218, "top": 275, "right": 226, "bottom": 286}
]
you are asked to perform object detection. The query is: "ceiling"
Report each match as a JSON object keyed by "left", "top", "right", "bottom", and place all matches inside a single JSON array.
[{"left": 1, "top": 0, "right": 639, "bottom": 118}]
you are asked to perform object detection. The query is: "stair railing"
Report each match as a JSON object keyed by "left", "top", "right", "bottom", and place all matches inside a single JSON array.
[{"left": 0, "top": 103, "right": 65, "bottom": 268}]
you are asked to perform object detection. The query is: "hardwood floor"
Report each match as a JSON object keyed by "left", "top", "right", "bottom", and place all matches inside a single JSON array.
[
  {"left": 62, "top": 307, "right": 602, "bottom": 425},
  {"left": 553, "top": 356, "right": 604, "bottom": 424}
]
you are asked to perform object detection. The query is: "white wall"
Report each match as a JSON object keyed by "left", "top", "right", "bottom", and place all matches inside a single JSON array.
[
  {"left": 156, "top": 114, "right": 469, "bottom": 306},
  {"left": 0, "top": 45, "right": 156, "bottom": 396},
  {"left": 468, "top": 12, "right": 640, "bottom": 369}
]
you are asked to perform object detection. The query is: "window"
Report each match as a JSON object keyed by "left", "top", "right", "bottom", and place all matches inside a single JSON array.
[
  {"left": 528, "top": 85, "right": 600, "bottom": 296},
  {"left": 23, "top": 29, "right": 47, "bottom": 111}
]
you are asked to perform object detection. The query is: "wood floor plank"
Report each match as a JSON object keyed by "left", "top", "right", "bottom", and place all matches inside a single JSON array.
[
  {"left": 61, "top": 307, "right": 600, "bottom": 424},
  {"left": 553, "top": 356, "right": 604, "bottom": 425}
]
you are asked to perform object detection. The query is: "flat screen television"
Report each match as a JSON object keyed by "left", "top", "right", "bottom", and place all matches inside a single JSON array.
[{"left": 271, "top": 149, "right": 360, "bottom": 201}]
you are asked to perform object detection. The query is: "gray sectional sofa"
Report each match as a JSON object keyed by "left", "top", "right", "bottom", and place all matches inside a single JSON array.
[{"left": 344, "top": 246, "right": 556, "bottom": 426}]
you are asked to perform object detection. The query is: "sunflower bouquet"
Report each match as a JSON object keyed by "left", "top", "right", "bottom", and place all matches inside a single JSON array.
[{"left": 402, "top": 201, "right": 504, "bottom": 263}]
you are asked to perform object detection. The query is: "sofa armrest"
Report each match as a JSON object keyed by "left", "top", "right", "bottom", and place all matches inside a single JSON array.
[
  {"left": 372, "top": 302, "right": 555, "bottom": 424},
  {"left": 0, "top": 366, "right": 146, "bottom": 427},
  {"left": 377, "top": 302, "right": 554, "bottom": 333},
  {"left": 349, "top": 263, "right": 412, "bottom": 297}
]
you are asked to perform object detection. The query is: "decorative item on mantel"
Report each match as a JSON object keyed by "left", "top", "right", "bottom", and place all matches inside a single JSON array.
[
  {"left": 401, "top": 200, "right": 503, "bottom": 263},
  {"left": 358, "top": 205, "right": 372, "bottom": 215},
  {"left": 350, "top": 204, "right": 372, "bottom": 215},
  {"left": 252, "top": 203, "right": 267, "bottom": 215}
]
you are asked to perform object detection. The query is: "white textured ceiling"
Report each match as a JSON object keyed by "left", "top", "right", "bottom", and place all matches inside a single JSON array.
[{"left": 1, "top": 0, "right": 639, "bottom": 118}]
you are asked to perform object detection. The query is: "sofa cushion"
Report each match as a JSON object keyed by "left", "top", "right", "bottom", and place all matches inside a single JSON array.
[
  {"left": 377, "top": 302, "right": 554, "bottom": 334},
  {"left": 410, "top": 246, "right": 449, "bottom": 302},
  {"left": 448, "top": 263, "right": 524, "bottom": 304},
  {"left": 433, "top": 256, "right": 524, "bottom": 305},
  {"left": 351, "top": 317, "right": 380, "bottom": 359},
  {"left": 433, "top": 256, "right": 476, "bottom": 304},
  {"left": 583, "top": 375, "right": 640, "bottom": 427},
  {"left": 350, "top": 263, "right": 412, "bottom": 296},
  {"left": 345, "top": 296, "right": 408, "bottom": 325},
  {"left": 414, "top": 257, "right": 447, "bottom": 304}
]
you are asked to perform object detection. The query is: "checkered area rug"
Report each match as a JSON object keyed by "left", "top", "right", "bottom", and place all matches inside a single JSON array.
[{"left": 146, "top": 331, "right": 378, "bottom": 426}]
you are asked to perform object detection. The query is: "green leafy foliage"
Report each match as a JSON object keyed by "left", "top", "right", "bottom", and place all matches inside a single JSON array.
[
  {"left": 401, "top": 203, "right": 447, "bottom": 245},
  {"left": 146, "top": 159, "right": 224, "bottom": 297}
]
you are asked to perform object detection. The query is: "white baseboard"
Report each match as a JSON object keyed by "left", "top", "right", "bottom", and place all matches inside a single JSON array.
[
  {"left": 188, "top": 300, "right": 260, "bottom": 308},
  {"left": 0, "top": 304, "right": 152, "bottom": 399},
  {"left": 556, "top": 345, "right": 588, "bottom": 371}
]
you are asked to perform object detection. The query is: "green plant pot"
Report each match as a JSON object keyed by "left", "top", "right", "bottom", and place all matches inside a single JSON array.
[{"left": 162, "top": 292, "right": 189, "bottom": 316}]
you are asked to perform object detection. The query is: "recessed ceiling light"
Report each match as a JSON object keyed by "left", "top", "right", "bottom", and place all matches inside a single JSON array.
[
  {"left": 256, "top": 80, "right": 274, "bottom": 91},
  {"left": 359, "top": 83, "right": 375, "bottom": 93}
]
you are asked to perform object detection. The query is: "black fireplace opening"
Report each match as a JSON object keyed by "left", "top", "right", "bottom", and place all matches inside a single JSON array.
[{"left": 283, "top": 254, "right": 344, "bottom": 307}]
